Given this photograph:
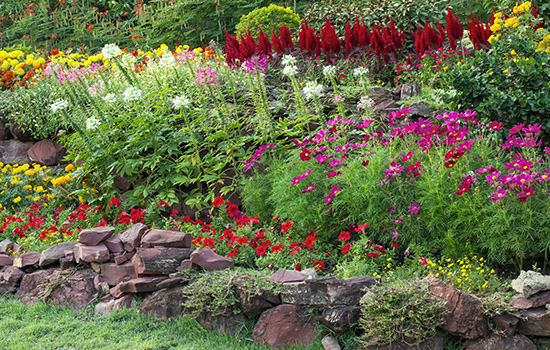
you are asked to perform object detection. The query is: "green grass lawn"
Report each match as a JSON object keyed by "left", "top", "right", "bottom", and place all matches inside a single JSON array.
[{"left": 0, "top": 295, "right": 324, "bottom": 350}]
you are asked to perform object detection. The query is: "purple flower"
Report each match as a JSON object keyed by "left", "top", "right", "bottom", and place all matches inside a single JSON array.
[
  {"left": 242, "top": 55, "right": 268, "bottom": 75},
  {"left": 291, "top": 169, "right": 312, "bottom": 186},
  {"left": 195, "top": 67, "right": 217, "bottom": 85},
  {"left": 316, "top": 154, "right": 334, "bottom": 163},
  {"left": 323, "top": 185, "right": 340, "bottom": 205},
  {"left": 408, "top": 203, "right": 419, "bottom": 214}
]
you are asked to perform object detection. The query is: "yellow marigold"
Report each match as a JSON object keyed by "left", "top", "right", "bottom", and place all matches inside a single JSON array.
[
  {"left": 65, "top": 164, "right": 74, "bottom": 172},
  {"left": 13, "top": 196, "right": 21, "bottom": 203},
  {"left": 33, "top": 196, "right": 40, "bottom": 202},
  {"left": 34, "top": 186, "right": 44, "bottom": 193},
  {"left": 25, "top": 170, "right": 35, "bottom": 176},
  {"left": 490, "top": 23, "right": 502, "bottom": 32}
]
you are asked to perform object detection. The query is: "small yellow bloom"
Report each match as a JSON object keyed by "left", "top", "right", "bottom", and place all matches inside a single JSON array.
[
  {"left": 65, "top": 164, "right": 74, "bottom": 172},
  {"left": 13, "top": 196, "right": 21, "bottom": 203},
  {"left": 511, "top": 50, "right": 516, "bottom": 55}
]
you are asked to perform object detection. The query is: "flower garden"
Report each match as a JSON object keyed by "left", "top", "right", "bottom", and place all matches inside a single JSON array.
[{"left": 1, "top": 0, "right": 550, "bottom": 348}]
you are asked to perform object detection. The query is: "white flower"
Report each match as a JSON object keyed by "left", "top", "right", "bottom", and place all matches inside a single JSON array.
[
  {"left": 281, "top": 55, "right": 296, "bottom": 66},
  {"left": 102, "top": 93, "right": 117, "bottom": 103},
  {"left": 172, "top": 95, "right": 191, "bottom": 109},
  {"left": 50, "top": 100, "right": 69, "bottom": 113},
  {"left": 85, "top": 117, "right": 100, "bottom": 130},
  {"left": 353, "top": 67, "right": 369, "bottom": 77},
  {"left": 102, "top": 43, "right": 121, "bottom": 59},
  {"left": 159, "top": 54, "right": 176, "bottom": 67},
  {"left": 282, "top": 65, "right": 298, "bottom": 77},
  {"left": 302, "top": 81, "right": 324, "bottom": 100},
  {"left": 323, "top": 65, "right": 337, "bottom": 77},
  {"left": 122, "top": 87, "right": 143, "bottom": 102},
  {"left": 120, "top": 53, "right": 136, "bottom": 68},
  {"left": 357, "top": 96, "right": 375, "bottom": 111}
]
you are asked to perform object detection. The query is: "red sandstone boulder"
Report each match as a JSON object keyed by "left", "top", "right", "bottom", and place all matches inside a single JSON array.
[
  {"left": 16, "top": 268, "right": 99, "bottom": 309},
  {"left": 78, "top": 226, "right": 115, "bottom": 246},
  {"left": 320, "top": 307, "right": 361, "bottom": 332},
  {"left": 465, "top": 333, "right": 536, "bottom": 350},
  {"left": 110, "top": 284, "right": 124, "bottom": 298},
  {"left": 190, "top": 248, "right": 234, "bottom": 271},
  {"left": 518, "top": 307, "right": 550, "bottom": 336},
  {"left": 140, "top": 229, "right": 192, "bottom": 248},
  {"left": 252, "top": 304, "right": 317, "bottom": 348},
  {"left": 0, "top": 254, "right": 13, "bottom": 267},
  {"left": 13, "top": 252, "right": 41, "bottom": 268},
  {"left": 27, "top": 139, "right": 66, "bottom": 166},
  {"left": 74, "top": 243, "right": 109, "bottom": 263},
  {"left": 268, "top": 269, "right": 309, "bottom": 283},
  {"left": 120, "top": 223, "right": 148, "bottom": 251},
  {"left": 118, "top": 276, "right": 168, "bottom": 293},
  {"left": 512, "top": 290, "right": 550, "bottom": 310},
  {"left": 195, "top": 311, "right": 247, "bottom": 336},
  {"left": 428, "top": 281, "right": 490, "bottom": 339},
  {"left": 1, "top": 266, "right": 24, "bottom": 283},
  {"left": 100, "top": 262, "right": 136, "bottom": 286},
  {"left": 140, "top": 286, "right": 186, "bottom": 320},
  {"left": 133, "top": 247, "right": 194, "bottom": 275},
  {"left": 114, "top": 251, "right": 135, "bottom": 265},
  {"left": 233, "top": 277, "right": 281, "bottom": 318},
  {"left": 94, "top": 294, "right": 134, "bottom": 316},
  {"left": 493, "top": 313, "right": 519, "bottom": 337},
  {"left": 104, "top": 235, "right": 125, "bottom": 253},
  {"left": 39, "top": 241, "right": 78, "bottom": 268}
]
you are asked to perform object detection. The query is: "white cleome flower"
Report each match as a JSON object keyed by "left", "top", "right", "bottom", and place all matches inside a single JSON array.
[
  {"left": 102, "top": 93, "right": 117, "bottom": 103},
  {"left": 50, "top": 100, "right": 69, "bottom": 113},
  {"left": 85, "top": 117, "right": 101, "bottom": 130},
  {"left": 172, "top": 95, "right": 191, "bottom": 109},
  {"left": 302, "top": 81, "right": 324, "bottom": 100},
  {"left": 282, "top": 65, "right": 298, "bottom": 77},
  {"left": 357, "top": 96, "right": 375, "bottom": 111},
  {"left": 323, "top": 65, "right": 337, "bottom": 77},
  {"left": 281, "top": 54, "right": 296, "bottom": 66},
  {"left": 102, "top": 43, "right": 121, "bottom": 59},
  {"left": 122, "top": 87, "right": 143, "bottom": 102},
  {"left": 353, "top": 67, "right": 370, "bottom": 77}
]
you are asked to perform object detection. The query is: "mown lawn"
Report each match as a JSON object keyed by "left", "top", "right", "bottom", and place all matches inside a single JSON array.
[{"left": 0, "top": 295, "right": 325, "bottom": 350}]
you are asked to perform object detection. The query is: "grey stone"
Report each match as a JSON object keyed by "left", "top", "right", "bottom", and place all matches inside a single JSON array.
[{"left": 512, "top": 270, "right": 550, "bottom": 298}]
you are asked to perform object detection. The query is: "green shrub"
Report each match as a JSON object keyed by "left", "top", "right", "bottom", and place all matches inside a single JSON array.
[{"left": 235, "top": 4, "right": 300, "bottom": 39}]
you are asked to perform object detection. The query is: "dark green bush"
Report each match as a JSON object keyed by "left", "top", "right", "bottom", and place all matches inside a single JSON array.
[{"left": 235, "top": 4, "right": 300, "bottom": 38}]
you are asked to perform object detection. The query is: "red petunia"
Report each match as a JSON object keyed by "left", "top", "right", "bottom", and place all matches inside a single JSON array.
[
  {"left": 157, "top": 200, "right": 169, "bottom": 207},
  {"left": 213, "top": 196, "right": 224, "bottom": 208},
  {"left": 341, "top": 243, "right": 351, "bottom": 255},
  {"left": 281, "top": 220, "right": 293, "bottom": 233},
  {"left": 109, "top": 197, "right": 121, "bottom": 208},
  {"left": 304, "top": 235, "right": 316, "bottom": 249},
  {"left": 338, "top": 231, "right": 351, "bottom": 242},
  {"left": 313, "top": 260, "right": 325, "bottom": 270}
]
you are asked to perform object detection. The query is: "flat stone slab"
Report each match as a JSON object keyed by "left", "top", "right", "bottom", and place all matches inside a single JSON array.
[
  {"left": 120, "top": 223, "right": 148, "bottom": 251},
  {"left": 140, "top": 229, "right": 192, "bottom": 248},
  {"left": 78, "top": 226, "right": 115, "bottom": 246},
  {"left": 39, "top": 242, "right": 78, "bottom": 268},
  {"left": 74, "top": 243, "right": 109, "bottom": 263},
  {"left": 119, "top": 276, "right": 168, "bottom": 293},
  {"left": 13, "top": 252, "right": 41, "bottom": 268},
  {"left": 100, "top": 262, "right": 136, "bottom": 286}
]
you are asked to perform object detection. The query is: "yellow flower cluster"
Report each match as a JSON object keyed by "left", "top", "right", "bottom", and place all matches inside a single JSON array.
[
  {"left": 0, "top": 50, "right": 46, "bottom": 76},
  {"left": 50, "top": 173, "right": 73, "bottom": 187},
  {"left": 513, "top": 1, "right": 531, "bottom": 14},
  {"left": 490, "top": 12, "right": 504, "bottom": 32},
  {"left": 423, "top": 255, "right": 500, "bottom": 293},
  {"left": 536, "top": 29, "right": 550, "bottom": 53}
]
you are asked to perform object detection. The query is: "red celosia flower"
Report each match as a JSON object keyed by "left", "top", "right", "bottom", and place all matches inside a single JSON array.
[
  {"left": 281, "top": 220, "right": 293, "bottom": 233},
  {"left": 338, "top": 231, "right": 351, "bottom": 242},
  {"left": 313, "top": 260, "right": 325, "bottom": 270},
  {"left": 213, "top": 196, "right": 224, "bottom": 208}
]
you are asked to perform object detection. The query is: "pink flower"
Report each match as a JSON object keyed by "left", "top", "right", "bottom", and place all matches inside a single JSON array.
[
  {"left": 302, "top": 183, "right": 316, "bottom": 193},
  {"left": 195, "top": 67, "right": 217, "bottom": 85},
  {"left": 408, "top": 203, "right": 420, "bottom": 214},
  {"left": 338, "top": 231, "right": 351, "bottom": 242},
  {"left": 491, "top": 189, "right": 508, "bottom": 202},
  {"left": 488, "top": 121, "right": 502, "bottom": 130}
]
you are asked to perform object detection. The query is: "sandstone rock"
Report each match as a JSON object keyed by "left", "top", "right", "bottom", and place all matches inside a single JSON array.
[
  {"left": 518, "top": 307, "right": 550, "bottom": 336},
  {"left": 0, "top": 254, "right": 13, "bottom": 267},
  {"left": 78, "top": 226, "right": 115, "bottom": 246},
  {"left": 409, "top": 101, "right": 432, "bottom": 118},
  {"left": 9, "top": 122, "right": 34, "bottom": 142},
  {"left": 120, "top": 223, "right": 148, "bottom": 251},
  {"left": 100, "top": 262, "right": 136, "bottom": 286},
  {"left": 133, "top": 247, "right": 194, "bottom": 275},
  {"left": 280, "top": 276, "right": 379, "bottom": 307},
  {"left": 465, "top": 333, "right": 536, "bottom": 350},
  {"left": 252, "top": 304, "right": 316, "bottom": 348},
  {"left": 428, "top": 281, "right": 490, "bottom": 339},
  {"left": 104, "top": 235, "right": 124, "bottom": 253},
  {"left": 0, "top": 120, "right": 8, "bottom": 140},
  {"left": 190, "top": 248, "right": 233, "bottom": 271},
  {"left": 140, "top": 229, "right": 192, "bottom": 248},
  {"left": 320, "top": 306, "right": 361, "bottom": 332},
  {"left": 156, "top": 277, "right": 183, "bottom": 289},
  {"left": 94, "top": 294, "right": 134, "bottom": 316},
  {"left": 268, "top": 269, "right": 309, "bottom": 283},
  {"left": 119, "top": 276, "right": 168, "bottom": 293},
  {"left": 39, "top": 241, "right": 78, "bottom": 268},
  {"left": 13, "top": 252, "right": 41, "bottom": 268},
  {"left": 74, "top": 243, "right": 109, "bottom": 263},
  {"left": 195, "top": 311, "right": 246, "bottom": 336},
  {"left": 0, "top": 140, "right": 33, "bottom": 164},
  {"left": 177, "top": 259, "right": 195, "bottom": 271},
  {"left": 493, "top": 313, "right": 519, "bottom": 337},
  {"left": 0, "top": 280, "right": 17, "bottom": 294},
  {"left": 368, "top": 87, "right": 393, "bottom": 105},
  {"left": 1, "top": 265, "right": 24, "bottom": 283},
  {"left": 93, "top": 275, "right": 110, "bottom": 293},
  {"left": 233, "top": 277, "right": 281, "bottom": 318},
  {"left": 512, "top": 270, "right": 550, "bottom": 298},
  {"left": 0, "top": 240, "right": 13, "bottom": 255},
  {"left": 364, "top": 335, "right": 446, "bottom": 350},
  {"left": 375, "top": 99, "right": 399, "bottom": 113},
  {"left": 140, "top": 286, "right": 186, "bottom": 320},
  {"left": 16, "top": 269, "right": 98, "bottom": 309},
  {"left": 11, "top": 243, "right": 22, "bottom": 254},
  {"left": 60, "top": 257, "right": 77, "bottom": 270},
  {"left": 110, "top": 284, "right": 124, "bottom": 298},
  {"left": 27, "top": 139, "right": 66, "bottom": 166},
  {"left": 321, "top": 336, "right": 341, "bottom": 350},
  {"left": 400, "top": 81, "right": 421, "bottom": 100},
  {"left": 114, "top": 251, "right": 135, "bottom": 265},
  {"left": 512, "top": 290, "right": 550, "bottom": 310}
]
